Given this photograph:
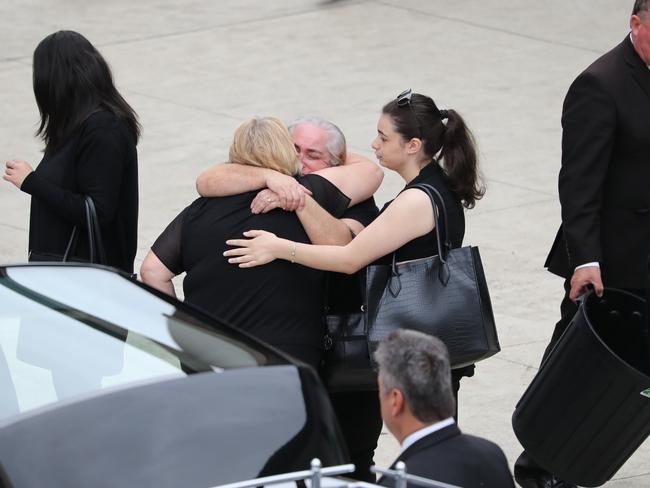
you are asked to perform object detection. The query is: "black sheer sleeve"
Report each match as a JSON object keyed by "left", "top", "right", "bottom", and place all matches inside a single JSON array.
[
  {"left": 298, "top": 174, "right": 350, "bottom": 218},
  {"left": 342, "top": 197, "right": 379, "bottom": 227},
  {"left": 151, "top": 207, "right": 189, "bottom": 275}
]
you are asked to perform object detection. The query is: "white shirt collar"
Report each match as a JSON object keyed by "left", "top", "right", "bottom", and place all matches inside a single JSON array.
[{"left": 400, "top": 417, "right": 455, "bottom": 454}]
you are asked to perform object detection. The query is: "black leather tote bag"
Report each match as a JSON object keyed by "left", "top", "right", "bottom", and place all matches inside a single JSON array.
[
  {"left": 365, "top": 183, "right": 500, "bottom": 369},
  {"left": 322, "top": 310, "right": 377, "bottom": 391},
  {"left": 29, "top": 196, "right": 107, "bottom": 265},
  {"left": 322, "top": 272, "right": 377, "bottom": 392}
]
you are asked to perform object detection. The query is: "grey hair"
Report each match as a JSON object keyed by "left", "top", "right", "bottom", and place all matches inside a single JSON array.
[
  {"left": 374, "top": 329, "right": 455, "bottom": 422},
  {"left": 288, "top": 116, "right": 347, "bottom": 166},
  {"left": 633, "top": 0, "right": 650, "bottom": 16}
]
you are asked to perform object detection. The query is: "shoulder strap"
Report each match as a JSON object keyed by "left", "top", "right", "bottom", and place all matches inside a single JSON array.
[
  {"left": 387, "top": 183, "right": 451, "bottom": 286},
  {"left": 62, "top": 227, "right": 78, "bottom": 262},
  {"left": 84, "top": 196, "right": 107, "bottom": 265},
  {"left": 408, "top": 183, "right": 452, "bottom": 260}
]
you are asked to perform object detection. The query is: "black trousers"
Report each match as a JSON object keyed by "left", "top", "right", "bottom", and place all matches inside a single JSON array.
[
  {"left": 515, "top": 280, "right": 646, "bottom": 477},
  {"left": 329, "top": 390, "right": 383, "bottom": 482}
]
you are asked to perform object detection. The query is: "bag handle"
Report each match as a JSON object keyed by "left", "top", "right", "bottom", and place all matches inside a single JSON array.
[
  {"left": 412, "top": 183, "right": 452, "bottom": 259},
  {"left": 62, "top": 227, "right": 78, "bottom": 262},
  {"left": 388, "top": 182, "right": 452, "bottom": 288},
  {"left": 84, "top": 196, "right": 107, "bottom": 264},
  {"left": 62, "top": 196, "right": 107, "bottom": 265}
]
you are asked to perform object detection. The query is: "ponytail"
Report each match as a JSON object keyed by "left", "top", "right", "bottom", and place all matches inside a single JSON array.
[
  {"left": 382, "top": 92, "right": 484, "bottom": 209},
  {"left": 440, "top": 109, "right": 484, "bottom": 209}
]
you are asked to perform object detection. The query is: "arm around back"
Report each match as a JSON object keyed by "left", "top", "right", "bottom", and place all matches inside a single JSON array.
[
  {"left": 225, "top": 188, "right": 434, "bottom": 274},
  {"left": 314, "top": 152, "right": 383, "bottom": 206},
  {"left": 196, "top": 163, "right": 310, "bottom": 210},
  {"left": 196, "top": 163, "right": 270, "bottom": 196}
]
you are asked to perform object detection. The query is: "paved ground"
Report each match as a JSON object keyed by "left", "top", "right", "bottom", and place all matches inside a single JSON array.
[{"left": 1, "top": 1, "right": 648, "bottom": 485}]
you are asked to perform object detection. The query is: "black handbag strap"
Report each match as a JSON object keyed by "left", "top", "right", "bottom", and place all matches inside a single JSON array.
[
  {"left": 390, "top": 182, "right": 453, "bottom": 286},
  {"left": 84, "top": 196, "right": 107, "bottom": 264},
  {"left": 415, "top": 183, "right": 453, "bottom": 254},
  {"left": 62, "top": 196, "right": 107, "bottom": 265},
  {"left": 62, "top": 227, "right": 78, "bottom": 262},
  {"left": 392, "top": 182, "right": 452, "bottom": 255}
]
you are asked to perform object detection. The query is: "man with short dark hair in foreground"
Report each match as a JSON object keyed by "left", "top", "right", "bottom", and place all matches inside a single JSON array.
[{"left": 375, "top": 329, "right": 513, "bottom": 488}]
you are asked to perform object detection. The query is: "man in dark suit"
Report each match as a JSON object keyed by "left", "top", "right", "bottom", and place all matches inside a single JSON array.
[
  {"left": 375, "top": 329, "right": 513, "bottom": 488},
  {"left": 515, "top": 2, "right": 650, "bottom": 487}
]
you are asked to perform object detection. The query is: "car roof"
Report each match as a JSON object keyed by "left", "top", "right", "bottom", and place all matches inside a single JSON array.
[{"left": 0, "top": 263, "right": 293, "bottom": 422}]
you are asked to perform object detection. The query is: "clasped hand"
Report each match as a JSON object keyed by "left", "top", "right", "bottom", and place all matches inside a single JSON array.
[
  {"left": 225, "top": 230, "right": 279, "bottom": 268},
  {"left": 253, "top": 172, "right": 311, "bottom": 213}
]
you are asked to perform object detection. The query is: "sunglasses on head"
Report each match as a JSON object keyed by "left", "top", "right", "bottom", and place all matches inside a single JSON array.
[
  {"left": 396, "top": 88, "right": 422, "bottom": 139},
  {"left": 396, "top": 88, "right": 413, "bottom": 107}
]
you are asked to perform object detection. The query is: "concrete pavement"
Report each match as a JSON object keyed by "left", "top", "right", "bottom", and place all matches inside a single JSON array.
[{"left": 1, "top": 1, "right": 648, "bottom": 485}]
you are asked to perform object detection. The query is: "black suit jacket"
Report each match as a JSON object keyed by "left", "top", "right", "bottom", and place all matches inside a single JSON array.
[
  {"left": 378, "top": 424, "right": 514, "bottom": 488},
  {"left": 546, "top": 36, "right": 650, "bottom": 288}
]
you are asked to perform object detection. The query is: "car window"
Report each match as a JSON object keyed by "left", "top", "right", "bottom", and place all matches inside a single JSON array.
[{"left": 0, "top": 265, "right": 287, "bottom": 422}]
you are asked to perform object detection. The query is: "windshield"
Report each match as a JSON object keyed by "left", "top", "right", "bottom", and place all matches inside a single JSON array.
[{"left": 0, "top": 265, "right": 286, "bottom": 422}]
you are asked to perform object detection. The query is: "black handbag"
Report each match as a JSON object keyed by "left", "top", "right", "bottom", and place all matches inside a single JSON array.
[
  {"left": 29, "top": 195, "right": 107, "bottom": 265},
  {"left": 322, "top": 273, "right": 377, "bottom": 392},
  {"left": 322, "top": 183, "right": 500, "bottom": 391},
  {"left": 366, "top": 183, "right": 500, "bottom": 369},
  {"left": 322, "top": 311, "right": 376, "bottom": 391}
]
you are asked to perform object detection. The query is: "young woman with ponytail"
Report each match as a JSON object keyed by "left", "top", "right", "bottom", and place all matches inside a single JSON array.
[{"left": 224, "top": 88, "right": 484, "bottom": 405}]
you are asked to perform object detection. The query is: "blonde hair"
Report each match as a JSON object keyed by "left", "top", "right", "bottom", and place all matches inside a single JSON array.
[{"left": 229, "top": 117, "right": 300, "bottom": 176}]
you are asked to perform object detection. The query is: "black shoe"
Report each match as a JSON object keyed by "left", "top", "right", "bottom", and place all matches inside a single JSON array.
[{"left": 514, "top": 466, "right": 577, "bottom": 488}]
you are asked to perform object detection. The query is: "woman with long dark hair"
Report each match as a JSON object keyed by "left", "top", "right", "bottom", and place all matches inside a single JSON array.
[
  {"left": 225, "top": 89, "right": 484, "bottom": 407},
  {"left": 3, "top": 30, "right": 140, "bottom": 273}
]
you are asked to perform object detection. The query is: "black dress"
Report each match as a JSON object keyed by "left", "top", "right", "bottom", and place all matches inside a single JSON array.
[
  {"left": 152, "top": 173, "right": 349, "bottom": 369},
  {"left": 21, "top": 111, "right": 139, "bottom": 274},
  {"left": 376, "top": 162, "right": 475, "bottom": 402}
]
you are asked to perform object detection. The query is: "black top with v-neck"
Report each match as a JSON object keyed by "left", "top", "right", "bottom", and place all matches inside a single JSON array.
[{"left": 375, "top": 162, "right": 465, "bottom": 264}]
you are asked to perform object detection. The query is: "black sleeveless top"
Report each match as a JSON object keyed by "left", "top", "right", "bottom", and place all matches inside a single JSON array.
[
  {"left": 328, "top": 163, "right": 465, "bottom": 313},
  {"left": 375, "top": 162, "right": 465, "bottom": 264}
]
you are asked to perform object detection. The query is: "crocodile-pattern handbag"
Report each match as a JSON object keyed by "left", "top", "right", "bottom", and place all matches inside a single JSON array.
[
  {"left": 323, "top": 183, "right": 500, "bottom": 391},
  {"left": 365, "top": 183, "right": 500, "bottom": 369}
]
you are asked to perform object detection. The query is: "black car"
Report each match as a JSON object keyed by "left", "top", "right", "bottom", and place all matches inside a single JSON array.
[{"left": 0, "top": 263, "right": 347, "bottom": 487}]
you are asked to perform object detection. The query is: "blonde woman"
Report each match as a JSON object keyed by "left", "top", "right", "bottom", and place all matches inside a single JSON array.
[{"left": 141, "top": 117, "right": 351, "bottom": 368}]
